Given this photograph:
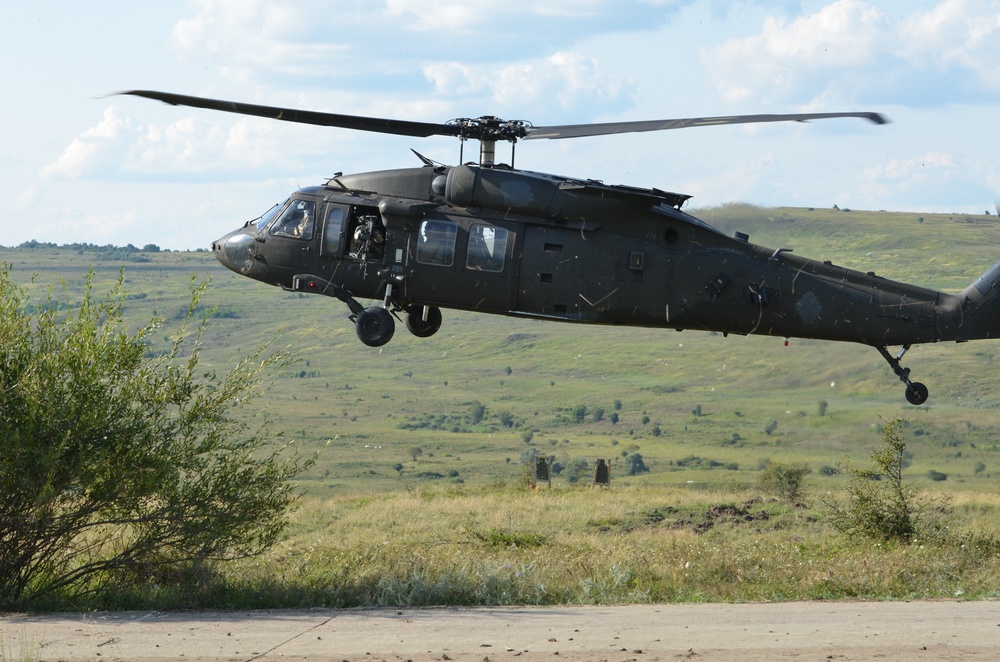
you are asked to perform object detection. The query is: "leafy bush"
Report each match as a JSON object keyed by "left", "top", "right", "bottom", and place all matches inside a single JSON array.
[
  {"left": 756, "top": 461, "right": 810, "bottom": 501},
  {"left": 626, "top": 453, "right": 649, "bottom": 476},
  {"left": 0, "top": 267, "right": 309, "bottom": 609},
  {"left": 824, "top": 419, "right": 946, "bottom": 543}
]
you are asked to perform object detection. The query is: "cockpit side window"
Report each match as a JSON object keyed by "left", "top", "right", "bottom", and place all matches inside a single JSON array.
[
  {"left": 416, "top": 220, "right": 458, "bottom": 266},
  {"left": 466, "top": 224, "right": 510, "bottom": 272},
  {"left": 269, "top": 199, "right": 316, "bottom": 240}
]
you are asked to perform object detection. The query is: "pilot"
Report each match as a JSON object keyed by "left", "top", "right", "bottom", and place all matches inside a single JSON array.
[{"left": 292, "top": 208, "right": 312, "bottom": 239}]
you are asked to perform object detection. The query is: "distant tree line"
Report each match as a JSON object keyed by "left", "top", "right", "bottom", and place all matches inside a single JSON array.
[{"left": 4, "top": 241, "right": 208, "bottom": 258}]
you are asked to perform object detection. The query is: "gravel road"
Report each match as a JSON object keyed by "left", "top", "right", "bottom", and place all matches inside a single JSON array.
[{"left": 3, "top": 601, "right": 998, "bottom": 661}]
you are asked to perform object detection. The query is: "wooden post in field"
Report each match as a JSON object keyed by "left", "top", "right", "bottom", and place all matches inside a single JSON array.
[
  {"left": 533, "top": 455, "right": 552, "bottom": 488},
  {"left": 593, "top": 458, "right": 611, "bottom": 488}
]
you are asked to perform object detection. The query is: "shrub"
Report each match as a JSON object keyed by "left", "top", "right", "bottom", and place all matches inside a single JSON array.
[
  {"left": 469, "top": 401, "right": 486, "bottom": 425},
  {"left": 756, "top": 461, "right": 810, "bottom": 501},
  {"left": 626, "top": 453, "right": 649, "bottom": 476},
  {"left": 824, "top": 419, "right": 946, "bottom": 543},
  {"left": 0, "top": 268, "right": 308, "bottom": 609}
]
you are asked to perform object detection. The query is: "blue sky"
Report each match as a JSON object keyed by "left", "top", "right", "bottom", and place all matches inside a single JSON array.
[{"left": 2, "top": 0, "right": 998, "bottom": 250}]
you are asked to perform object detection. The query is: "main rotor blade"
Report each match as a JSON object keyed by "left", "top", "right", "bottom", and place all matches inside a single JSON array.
[
  {"left": 118, "top": 90, "right": 462, "bottom": 139},
  {"left": 522, "top": 111, "right": 888, "bottom": 140},
  {"left": 119, "top": 91, "right": 888, "bottom": 144}
]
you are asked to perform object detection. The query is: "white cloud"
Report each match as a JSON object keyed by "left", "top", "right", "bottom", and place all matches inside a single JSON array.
[
  {"left": 866, "top": 151, "right": 956, "bottom": 182},
  {"left": 385, "top": 0, "right": 685, "bottom": 31},
  {"left": 703, "top": 0, "right": 1000, "bottom": 107},
  {"left": 169, "top": 0, "right": 687, "bottom": 89},
  {"left": 42, "top": 105, "right": 337, "bottom": 182},
  {"left": 41, "top": 107, "right": 144, "bottom": 179},
  {"left": 704, "top": 0, "right": 889, "bottom": 105},
  {"left": 897, "top": 0, "right": 1000, "bottom": 91},
  {"left": 172, "top": 0, "right": 358, "bottom": 83},
  {"left": 424, "top": 51, "right": 630, "bottom": 114}
]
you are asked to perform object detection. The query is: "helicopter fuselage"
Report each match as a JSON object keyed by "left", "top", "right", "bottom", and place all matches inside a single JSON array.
[
  {"left": 214, "top": 164, "right": 999, "bottom": 340},
  {"left": 212, "top": 163, "right": 1000, "bottom": 404}
]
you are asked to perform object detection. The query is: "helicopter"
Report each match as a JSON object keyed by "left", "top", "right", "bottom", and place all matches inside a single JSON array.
[{"left": 122, "top": 90, "right": 1000, "bottom": 406}]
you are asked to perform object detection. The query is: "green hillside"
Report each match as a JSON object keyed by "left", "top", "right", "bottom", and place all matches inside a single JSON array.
[{"left": 5, "top": 204, "right": 1000, "bottom": 499}]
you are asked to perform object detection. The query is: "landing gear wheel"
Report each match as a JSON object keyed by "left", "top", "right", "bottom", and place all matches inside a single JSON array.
[
  {"left": 405, "top": 306, "right": 442, "bottom": 338},
  {"left": 876, "top": 345, "right": 932, "bottom": 406},
  {"left": 905, "top": 382, "right": 929, "bottom": 406},
  {"left": 355, "top": 307, "right": 395, "bottom": 347}
]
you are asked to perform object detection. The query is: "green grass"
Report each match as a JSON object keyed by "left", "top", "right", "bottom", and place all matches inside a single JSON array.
[
  {"left": 62, "top": 484, "right": 1000, "bottom": 610},
  {"left": 6, "top": 204, "right": 1000, "bottom": 609}
]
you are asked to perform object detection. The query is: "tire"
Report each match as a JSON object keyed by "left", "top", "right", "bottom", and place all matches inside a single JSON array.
[
  {"left": 905, "top": 382, "right": 929, "bottom": 406},
  {"left": 405, "top": 306, "right": 442, "bottom": 338},
  {"left": 355, "top": 307, "right": 395, "bottom": 347}
]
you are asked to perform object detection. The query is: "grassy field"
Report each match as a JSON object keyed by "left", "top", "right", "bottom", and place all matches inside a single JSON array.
[{"left": 5, "top": 203, "right": 1000, "bottom": 608}]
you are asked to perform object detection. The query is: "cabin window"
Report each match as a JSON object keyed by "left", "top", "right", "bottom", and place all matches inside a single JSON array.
[
  {"left": 269, "top": 199, "right": 315, "bottom": 240},
  {"left": 323, "top": 206, "right": 345, "bottom": 255},
  {"left": 416, "top": 220, "right": 457, "bottom": 266},
  {"left": 466, "top": 224, "right": 510, "bottom": 272}
]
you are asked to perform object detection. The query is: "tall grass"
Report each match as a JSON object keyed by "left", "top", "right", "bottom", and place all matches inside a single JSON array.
[{"left": 57, "top": 484, "right": 1000, "bottom": 611}]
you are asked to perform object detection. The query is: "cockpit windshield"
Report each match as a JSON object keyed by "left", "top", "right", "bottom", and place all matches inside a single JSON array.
[{"left": 246, "top": 201, "right": 283, "bottom": 229}]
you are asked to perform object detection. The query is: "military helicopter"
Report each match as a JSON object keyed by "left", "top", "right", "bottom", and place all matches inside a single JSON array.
[{"left": 122, "top": 90, "right": 1000, "bottom": 405}]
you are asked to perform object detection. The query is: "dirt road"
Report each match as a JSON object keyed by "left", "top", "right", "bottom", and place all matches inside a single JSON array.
[{"left": 3, "top": 601, "right": 998, "bottom": 661}]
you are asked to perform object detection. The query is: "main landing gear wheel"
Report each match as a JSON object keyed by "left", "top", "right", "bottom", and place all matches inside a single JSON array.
[
  {"left": 405, "top": 306, "right": 442, "bottom": 338},
  {"left": 355, "top": 306, "right": 395, "bottom": 347},
  {"left": 905, "top": 382, "right": 929, "bottom": 406}
]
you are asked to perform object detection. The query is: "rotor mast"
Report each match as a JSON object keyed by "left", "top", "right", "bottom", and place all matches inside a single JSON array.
[{"left": 448, "top": 116, "right": 532, "bottom": 167}]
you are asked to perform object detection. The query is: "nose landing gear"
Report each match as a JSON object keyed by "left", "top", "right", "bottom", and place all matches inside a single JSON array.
[{"left": 876, "top": 345, "right": 929, "bottom": 405}]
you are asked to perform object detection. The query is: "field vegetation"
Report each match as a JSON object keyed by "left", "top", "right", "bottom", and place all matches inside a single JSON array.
[{"left": 4, "top": 203, "right": 1000, "bottom": 609}]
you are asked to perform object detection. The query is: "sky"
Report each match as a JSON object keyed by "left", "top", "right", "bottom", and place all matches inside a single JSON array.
[{"left": 1, "top": 0, "right": 998, "bottom": 250}]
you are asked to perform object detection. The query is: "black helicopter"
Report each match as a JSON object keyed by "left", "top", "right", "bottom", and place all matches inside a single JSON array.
[{"left": 122, "top": 90, "right": 1000, "bottom": 405}]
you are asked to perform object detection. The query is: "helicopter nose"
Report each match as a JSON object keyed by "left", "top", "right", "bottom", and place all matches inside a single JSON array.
[{"left": 212, "top": 231, "right": 256, "bottom": 275}]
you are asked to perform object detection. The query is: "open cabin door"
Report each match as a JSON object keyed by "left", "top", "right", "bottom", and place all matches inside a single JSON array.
[{"left": 317, "top": 201, "right": 396, "bottom": 291}]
